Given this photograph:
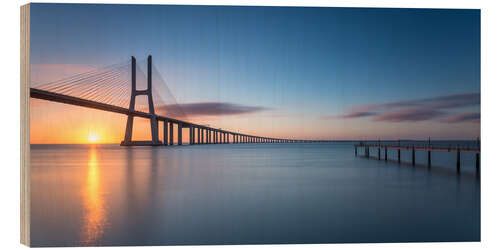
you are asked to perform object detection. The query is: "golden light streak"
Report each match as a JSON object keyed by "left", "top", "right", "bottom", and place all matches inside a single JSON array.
[{"left": 81, "top": 146, "right": 108, "bottom": 245}]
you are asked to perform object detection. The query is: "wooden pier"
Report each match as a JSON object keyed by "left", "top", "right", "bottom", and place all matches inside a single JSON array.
[{"left": 354, "top": 140, "right": 480, "bottom": 174}]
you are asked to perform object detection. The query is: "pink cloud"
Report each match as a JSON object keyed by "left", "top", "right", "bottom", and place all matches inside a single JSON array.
[
  {"left": 440, "top": 112, "right": 480, "bottom": 123},
  {"left": 333, "top": 92, "right": 480, "bottom": 123}
]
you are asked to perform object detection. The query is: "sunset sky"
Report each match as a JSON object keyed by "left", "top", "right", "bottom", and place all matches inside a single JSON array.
[{"left": 29, "top": 4, "right": 480, "bottom": 144}]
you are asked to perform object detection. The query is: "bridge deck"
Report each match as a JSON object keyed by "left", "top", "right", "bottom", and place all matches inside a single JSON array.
[{"left": 30, "top": 88, "right": 302, "bottom": 141}]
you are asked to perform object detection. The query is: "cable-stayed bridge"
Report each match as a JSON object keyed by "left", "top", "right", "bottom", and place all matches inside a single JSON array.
[{"left": 30, "top": 55, "right": 315, "bottom": 146}]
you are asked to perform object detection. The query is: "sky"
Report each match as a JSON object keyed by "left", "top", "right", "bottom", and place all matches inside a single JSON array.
[{"left": 29, "top": 3, "right": 480, "bottom": 144}]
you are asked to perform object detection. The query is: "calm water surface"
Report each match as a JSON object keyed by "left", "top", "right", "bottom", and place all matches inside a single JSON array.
[{"left": 30, "top": 142, "right": 480, "bottom": 246}]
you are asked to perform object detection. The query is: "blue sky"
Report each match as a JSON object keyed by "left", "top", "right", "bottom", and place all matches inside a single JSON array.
[{"left": 29, "top": 3, "right": 480, "bottom": 140}]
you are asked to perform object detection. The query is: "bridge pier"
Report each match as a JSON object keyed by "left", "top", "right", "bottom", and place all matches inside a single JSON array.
[
  {"left": 121, "top": 56, "right": 162, "bottom": 146},
  {"left": 189, "top": 127, "right": 194, "bottom": 145},
  {"left": 197, "top": 127, "right": 201, "bottom": 144},
  {"left": 178, "top": 123, "right": 183, "bottom": 145},
  {"left": 169, "top": 122, "right": 173, "bottom": 145},
  {"left": 163, "top": 120, "right": 168, "bottom": 146}
]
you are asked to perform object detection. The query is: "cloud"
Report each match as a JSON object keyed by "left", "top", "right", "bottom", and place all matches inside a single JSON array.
[
  {"left": 335, "top": 92, "right": 480, "bottom": 123},
  {"left": 440, "top": 112, "right": 480, "bottom": 123},
  {"left": 383, "top": 93, "right": 480, "bottom": 110},
  {"left": 341, "top": 111, "right": 376, "bottom": 118},
  {"left": 374, "top": 109, "right": 444, "bottom": 122},
  {"left": 157, "top": 102, "right": 269, "bottom": 117},
  {"left": 321, "top": 111, "right": 376, "bottom": 120}
]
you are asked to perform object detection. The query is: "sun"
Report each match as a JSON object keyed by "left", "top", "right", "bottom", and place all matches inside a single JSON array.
[{"left": 87, "top": 133, "right": 100, "bottom": 144}]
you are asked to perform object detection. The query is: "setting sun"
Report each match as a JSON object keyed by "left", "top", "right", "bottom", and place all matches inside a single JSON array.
[{"left": 87, "top": 133, "right": 100, "bottom": 144}]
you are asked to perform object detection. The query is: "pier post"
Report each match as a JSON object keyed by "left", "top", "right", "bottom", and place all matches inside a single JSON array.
[
  {"left": 427, "top": 150, "right": 431, "bottom": 168},
  {"left": 384, "top": 147, "right": 387, "bottom": 161},
  {"left": 412, "top": 147, "right": 415, "bottom": 166},
  {"left": 163, "top": 121, "right": 168, "bottom": 146},
  {"left": 476, "top": 153, "right": 480, "bottom": 173},
  {"left": 378, "top": 147, "right": 381, "bottom": 160},
  {"left": 476, "top": 137, "right": 480, "bottom": 174},
  {"left": 456, "top": 148, "right": 461, "bottom": 173},
  {"left": 169, "top": 122, "right": 173, "bottom": 145},
  {"left": 397, "top": 149, "right": 401, "bottom": 164},
  {"left": 366, "top": 146, "right": 369, "bottom": 158},
  {"left": 355, "top": 145, "right": 358, "bottom": 156},
  {"left": 178, "top": 124, "right": 182, "bottom": 145}
]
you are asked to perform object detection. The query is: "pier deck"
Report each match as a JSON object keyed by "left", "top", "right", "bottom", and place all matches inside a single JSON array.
[{"left": 354, "top": 141, "right": 480, "bottom": 174}]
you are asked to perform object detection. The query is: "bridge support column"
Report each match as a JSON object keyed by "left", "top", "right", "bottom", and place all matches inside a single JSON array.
[
  {"left": 189, "top": 127, "right": 193, "bottom": 145},
  {"left": 197, "top": 127, "right": 200, "bottom": 144},
  {"left": 121, "top": 55, "right": 161, "bottom": 146},
  {"left": 178, "top": 124, "right": 182, "bottom": 145},
  {"left": 202, "top": 129, "right": 205, "bottom": 144},
  {"left": 163, "top": 121, "right": 168, "bottom": 146},
  {"left": 169, "top": 122, "right": 173, "bottom": 145}
]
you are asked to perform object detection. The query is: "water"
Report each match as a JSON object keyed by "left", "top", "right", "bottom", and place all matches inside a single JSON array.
[{"left": 30, "top": 142, "right": 480, "bottom": 247}]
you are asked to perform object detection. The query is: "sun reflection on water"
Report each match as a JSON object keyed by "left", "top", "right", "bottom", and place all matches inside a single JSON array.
[{"left": 81, "top": 146, "right": 108, "bottom": 245}]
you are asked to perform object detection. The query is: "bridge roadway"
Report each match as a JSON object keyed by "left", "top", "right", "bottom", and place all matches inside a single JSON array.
[{"left": 30, "top": 88, "right": 318, "bottom": 145}]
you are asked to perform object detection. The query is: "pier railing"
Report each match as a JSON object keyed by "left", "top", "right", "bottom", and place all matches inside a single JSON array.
[{"left": 354, "top": 140, "right": 480, "bottom": 174}]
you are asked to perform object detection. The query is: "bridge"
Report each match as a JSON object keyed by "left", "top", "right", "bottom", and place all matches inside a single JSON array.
[{"left": 30, "top": 55, "right": 316, "bottom": 146}]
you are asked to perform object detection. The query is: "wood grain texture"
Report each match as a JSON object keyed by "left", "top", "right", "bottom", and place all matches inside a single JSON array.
[{"left": 20, "top": 3, "right": 30, "bottom": 247}]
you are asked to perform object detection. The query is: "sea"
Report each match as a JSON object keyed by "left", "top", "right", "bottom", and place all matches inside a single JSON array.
[{"left": 30, "top": 141, "right": 480, "bottom": 246}]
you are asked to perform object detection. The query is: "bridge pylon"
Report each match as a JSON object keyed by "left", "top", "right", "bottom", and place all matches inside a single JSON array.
[{"left": 121, "top": 55, "right": 162, "bottom": 146}]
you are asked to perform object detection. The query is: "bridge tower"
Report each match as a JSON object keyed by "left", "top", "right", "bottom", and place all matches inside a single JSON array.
[{"left": 121, "top": 55, "right": 162, "bottom": 146}]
